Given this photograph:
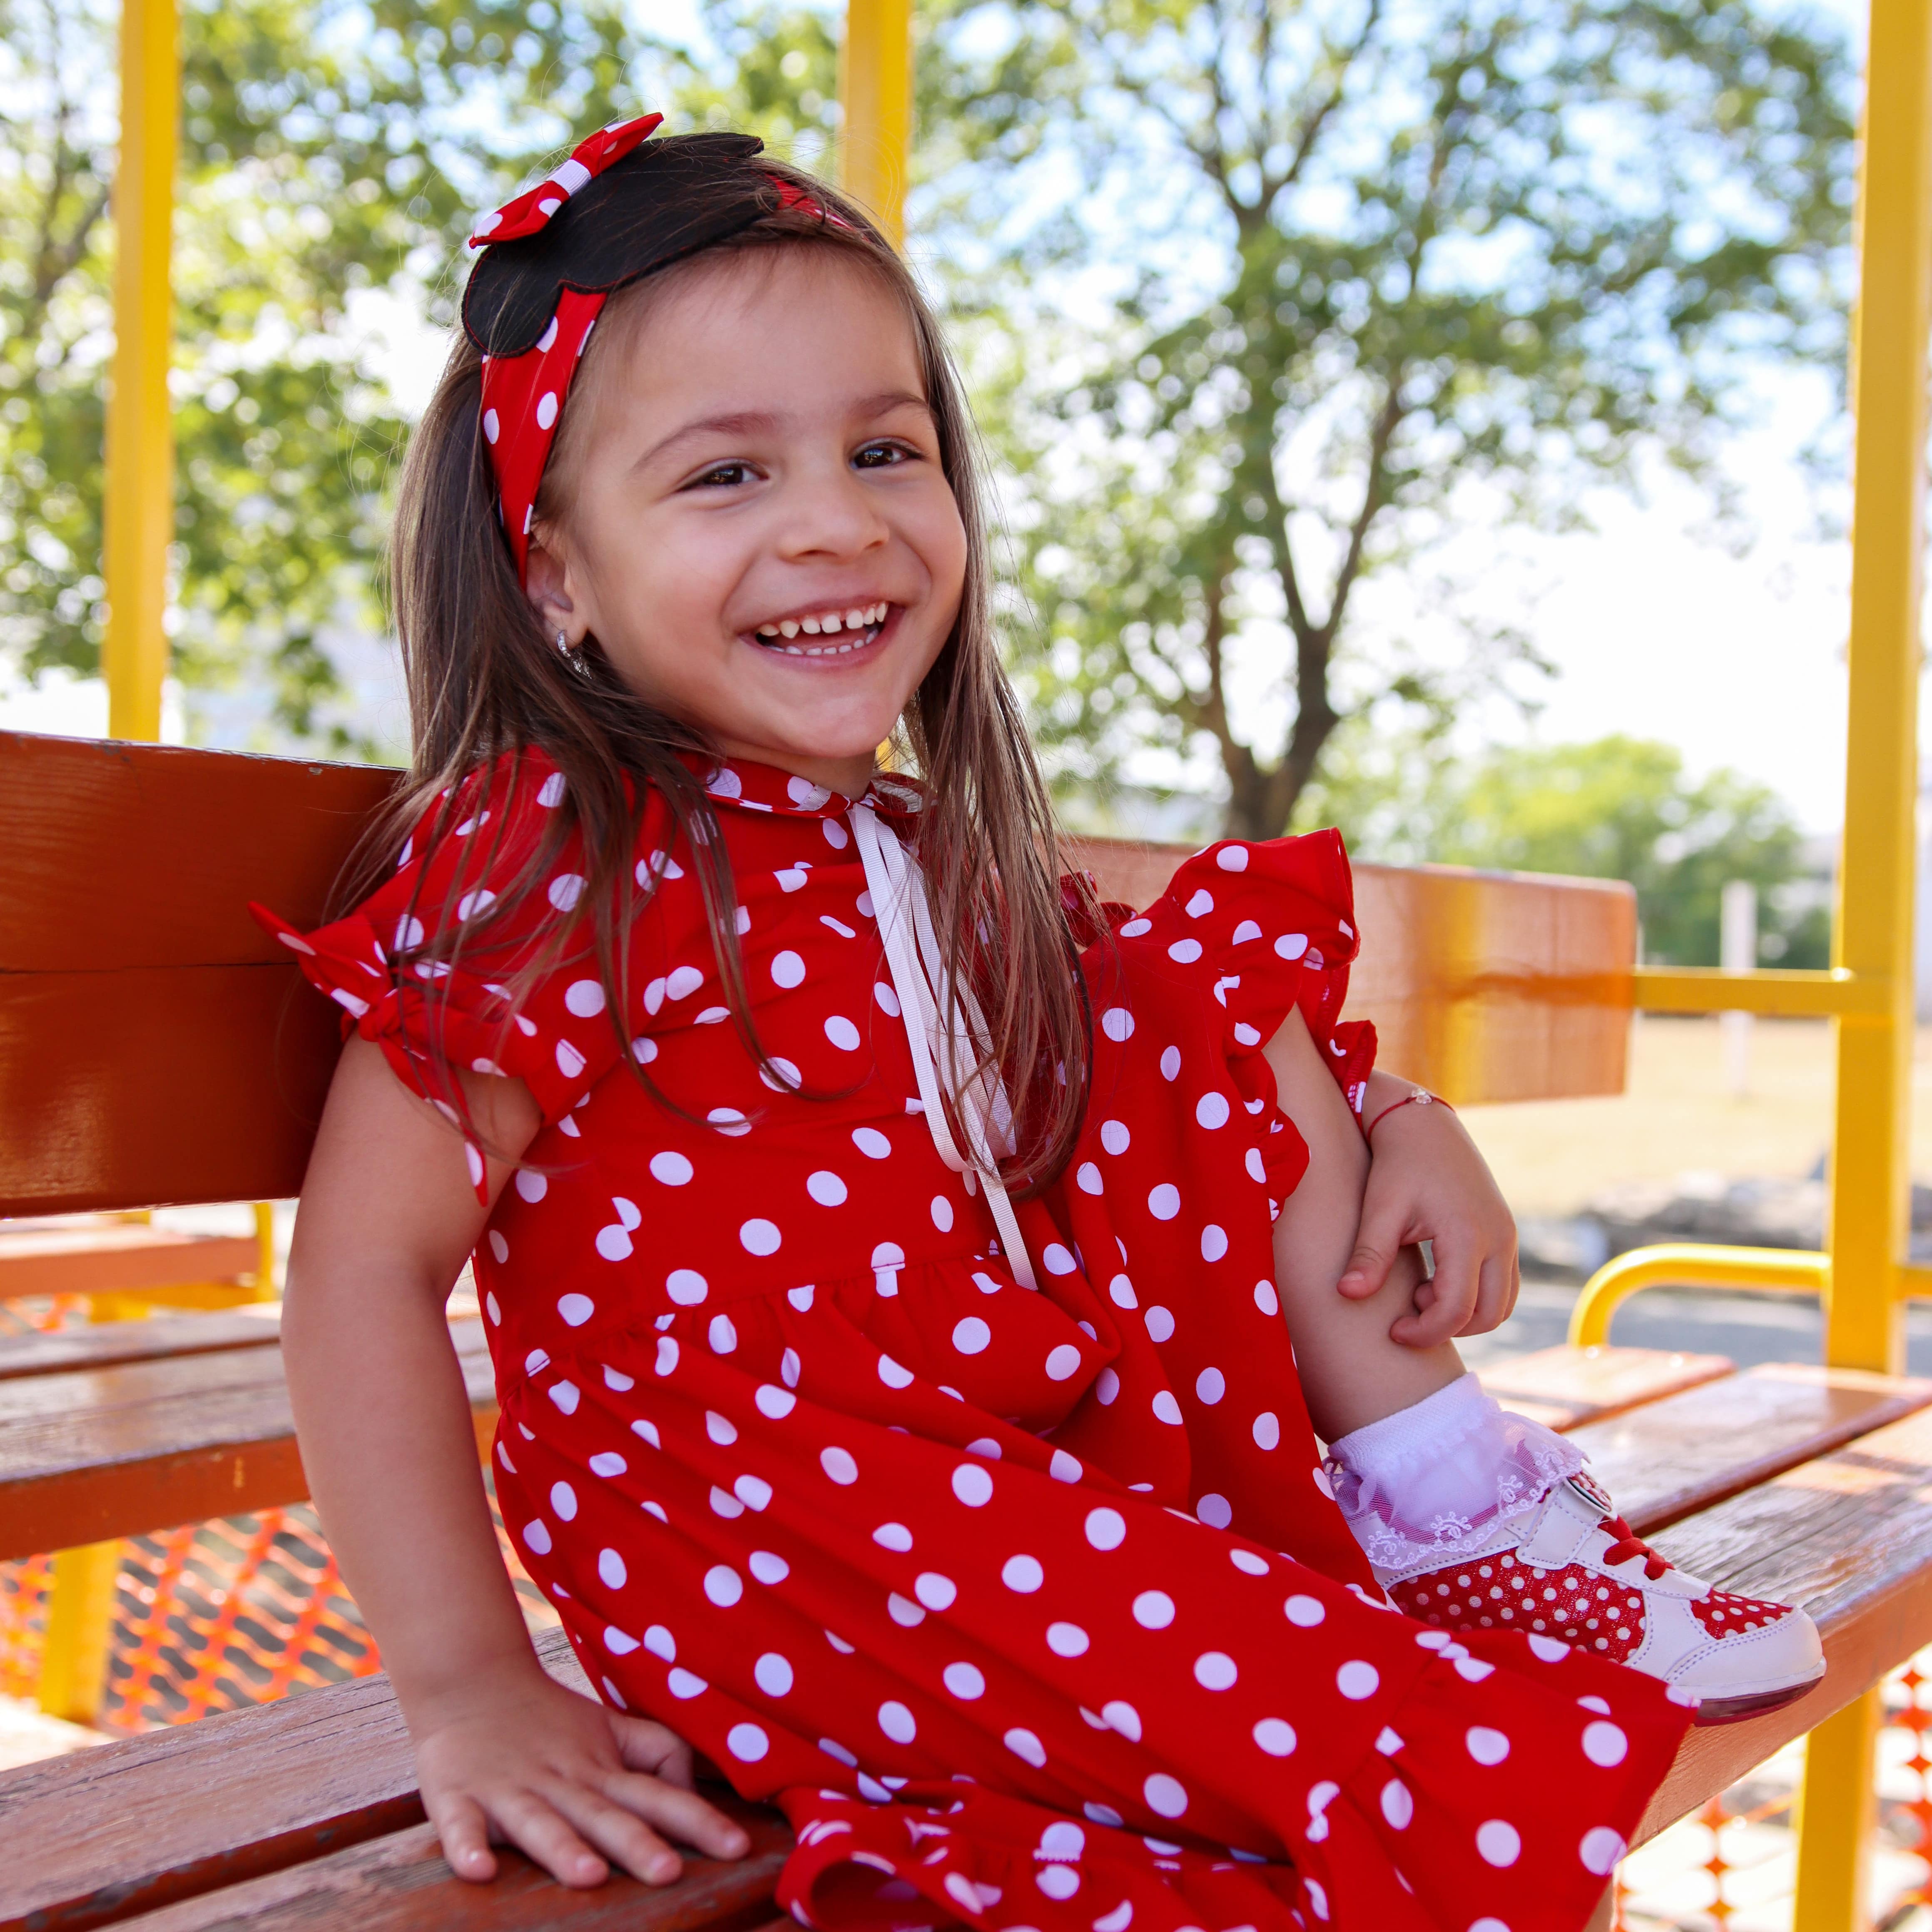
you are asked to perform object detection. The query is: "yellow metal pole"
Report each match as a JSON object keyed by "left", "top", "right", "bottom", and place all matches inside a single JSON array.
[
  {"left": 1793, "top": 0, "right": 1932, "bottom": 1922},
  {"left": 38, "top": 1542, "right": 120, "bottom": 1725},
  {"left": 102, "top": 0, "right": 178, "bottom": 743},
  {"left": 839, "top": 0, "right": 913, "bottom": 248}
]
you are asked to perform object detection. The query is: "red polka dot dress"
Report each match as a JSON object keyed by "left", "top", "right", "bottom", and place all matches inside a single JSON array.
[{"left": 259, "top": 751, "right": 1690, "bottom": 1932}]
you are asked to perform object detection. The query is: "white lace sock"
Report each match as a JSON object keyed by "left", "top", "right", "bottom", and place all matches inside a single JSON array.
[{"left": 1324, "top": 1372, "right": 1585, "bottom": 1573}]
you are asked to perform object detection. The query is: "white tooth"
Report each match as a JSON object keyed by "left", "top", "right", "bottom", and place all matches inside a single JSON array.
[
  {"left": 870, "top": 604, "right": 884, "bottom": 623},
  {"left": 838, "top": 642, "right": 854, "bottom": 654},
  {"left": 801, "top": 617, "right": 820, "bottom": 635},
  {"left": 780, "top": 620, "right": 799, "bottom": 638},
  {"left": 819, "top": 613, "right": 843, "bottom": 634},
  {"left": 757, "top": 625, "right": 779, "bottom": 637},
  {"left": 846, "top": 608, "right": 864, "bottom": 629}
]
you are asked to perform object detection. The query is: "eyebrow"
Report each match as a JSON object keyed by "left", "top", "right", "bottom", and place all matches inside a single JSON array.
[{"left": 635, "top": 391, "right": 934, "bottom": 473}]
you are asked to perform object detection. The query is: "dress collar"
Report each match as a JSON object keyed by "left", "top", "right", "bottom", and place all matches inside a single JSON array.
[{"left": 688, "top": 751, "right": 924, "bottom": 820}]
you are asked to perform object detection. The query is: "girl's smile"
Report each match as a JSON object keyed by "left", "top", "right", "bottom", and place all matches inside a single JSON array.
[{"left": 524, "top": 251, "right": 966, "bottom": 799}]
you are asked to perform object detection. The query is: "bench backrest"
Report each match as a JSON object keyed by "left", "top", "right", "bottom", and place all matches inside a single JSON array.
[{"left": 0, "top": 732, "right": 1636, "bottom": 1215}]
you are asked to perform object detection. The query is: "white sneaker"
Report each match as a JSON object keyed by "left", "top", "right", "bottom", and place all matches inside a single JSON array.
[{"left": 1375, "top": 1471, "right": 1825, "bottom": 1725}]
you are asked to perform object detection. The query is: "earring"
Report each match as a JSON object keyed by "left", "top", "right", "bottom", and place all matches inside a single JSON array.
[{"left": 554, "top": 627, "right": 572, "bottom": 657}]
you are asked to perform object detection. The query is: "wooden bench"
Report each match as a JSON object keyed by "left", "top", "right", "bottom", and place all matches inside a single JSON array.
[{"left": 5, "top": 727, "right": 1930, "bottom": 1928}]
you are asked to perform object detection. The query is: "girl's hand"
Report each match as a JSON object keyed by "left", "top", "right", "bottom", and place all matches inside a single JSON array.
[
  {"left": 1336, "top": 1080, "right": 1519, "bottom": 1347},
  {"left": 413, "top": 1660, "right": 752, "bottom": 1889}
]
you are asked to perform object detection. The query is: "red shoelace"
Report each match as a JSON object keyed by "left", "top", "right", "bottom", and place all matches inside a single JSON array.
[{"left": 1598, "top": 1514, "right": 1670, "bottom": 1581}]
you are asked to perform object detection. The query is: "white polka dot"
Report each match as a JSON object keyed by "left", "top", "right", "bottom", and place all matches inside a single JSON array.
[
  {"left": 1194, "top": 1651, "right": 1237, "bottom": 1690},
  {"left": 822, "top": 1446, "right": 859, "bottom": 1484},
  {"left": 666, "top": 1268, "right": 707, "bottom": 1305},
  {"left": 549, "top": 873, "right": 585, "bottom": 911},
  {"left": 557, "top": 1292, "right": 594, "bottom": 1327},
  {"left": 1285, "top": 1594, "right": 1326, "bottom": 1627},
  {"left": 1005, "top": 1727, "right": 1047, "bottom": 1768},
  {"left": 1230, "top": 1549, "right": 1269, "bottom": 1576},
  {"left": 1477, "top": 1821, "right": 1521, "bottom": 1868},
  {"left": 666, "top": 1668, "right": 706, "bottom": 1699},
  {"left": 708, "top": 1314, "right": 738, "bottom": 1354},
  {"left": 547, "top": 1379, "right": 580, "bottom": 1415},
  {"left": 655, "top": 1336, "right": 678, "bottom": 1375},
  {"left": 1037, "top": 1865, "right": 1080, "bottom": 1902},
  {"left": 1100, "top": 1700, "right": 1141, "bottom": 1741},
  {"left": 603, "top": 1627, "right": 638, "bottom": 1654},
  {"left": 877, "top": 1353, "right": 914, "bottom": 1388},
  {"left": 915, "top": 1572, "right": 956, "bottom": 1611},
  {"left": 1152, "top": 1389, "right": 1183, "bottom": 1425},
  {"left": 1195, "top": 1092, "right": 1230, "bottom": 1129},
  {"left": 1133, "top": 1590, "right": 1175, "bottom": 1629},
  {"left": 1245, "top": 1147, "right": 1267, "bottom": 1183},
  {"left": 1252, "top": 1411, "right": 1281, "bottom": 1450},
  {"left": 878, "top": 1700, "right": 917, "bottom": 1744},
  {"left": 481, "top": 407, "right": 500, "bottom": 443},
  {"left": 1337, "top": 1660, "right": 1379, "bottom": 1700},
  {"left": 642, "top": 1626, "right": 675, "bottom": 1663},
  {"left": 1466, "top": 1725, "right": 1511, "bottom": 1765},
  {"left": 523, "top": 1520, "right": 552, "bottom": 1555},
  {"left": 1380, "top": 1779, "right": 1414, "bottom": 1830},
  {"left": 787, "top": 774, "right": 832, "bottom": 807},
  {"left": 953, "top": 1317, "right": 992, "bottom": 1354},
  {"left": 825, "top": 1015, "right": 861, "bottom": 1050},
  {"left": 1253, "top": 1718, "right": 1296, "bottom": 1755},
  {"left": 1144, "top": 1305, "right": 1175, "bottom": 1342},
  {"left": 740, "top": 1218, "right": 782, "bottom": 1255},
  {"left": 1148, "top": 1184, "right": 1180, "bottom": 1220},
  {"left": 550, "top": 1481, "right": 577, "bottom": 1521},
  {"left": 515, "top": 1169, "right": 548, "bottom": 1203},
  {"left": 1469, "top": 1922, "right": 1511, "bottom": 1932},
  {"left": 1528, "top": 1634, "right": 1571, "bottom": 1662},
  {"left": 1101, "top": 1006, "right": 1135, "bottom": 1041},
  {"left": 1200, "top": 1224, "right": 1229, "bottom": 1262},
  {"left": 768, "top": 951, "right": 806, "bottom": 991},
  {"left": 751, "top": 1652, "right": 793, "bottom": 1696},
  {"left": 853, "top": 1127, "right": 891, "bottom": 1158},
  {"left": 953, "top": 1463, "right": 994, "bottom": 1506},
  {"left": 704, "top": 1566, "right": 743, "bottom": 1607},
  {"left": 1579, "top": 1827, "right": 1627, "bottom": 1875},
  {"left": 1043, "top": 1242, "right": 1077, "bottom": 1275},
  {"left": 1143, "top": 1774, "right": 1188, "bottom": 1819},
  {"left": 1003, "top": 1554, "right": 1044, "bottom": 1592},
  {"left": 1085, "top": 1507, "right": 1126, "bottom": 1551},
  {"left": 932, "top": 1194, "right": 955, "bottom": 1232},
  {"left": 650, "top": 1151, "right": 693, "bottom": 1186},
  {"left": 1047, "top": 1622, "right": 1089, "bottom": 1657},
  {"left": 535, "top": 389, "right": 559, "bottom": 430},
  {"left": 1254, "top": 1281, "right": 1280, "bottom": 1316},
  {"left": 735, "top": 1474, "right": 772, "bottom": 1511},
  {"left": 1167, "top": 939, "right": 1203, "bottom": 963},
  {"left": 1582, "top": 1720, "right": 1628, "bottom": 1767},
  {"left": 1160, "top": 1046, "right": 1181, "bottom": 1080},
  {"left": 782, "top": 1347, "right": 802, "bottom": 1385},
  {"left": 807, "top": 1170, "right": 847, "bottom": 1205},
  {"left": 597, "top": 1547, "right": 627, "bottom": 1589},
  {"left": 1109, "top": 1275, "right": 1137, "bottom": 1308},
  {"left": 1195, "top": 1367, "right": 1226, "bottom": 1404},
  {"left": 486, "top": 1285, "right": 503, "bottom": 1318},
  {"left": 1275, "top": 932, "right": 1309, "bottom": 961},
  {"left": 1217, "top": 845, "right": 1250, "bottom": 871},
  {"left": 1117, "top": 917, "right": 1152, "bottom": 936},
  {"left": 1076, "top": 1161, "right": 1104, "bottom": 1194},
  {"left": 873, "top": 980, "right": 901, "bottom": 1016},
  {"left": 1100, "top": 1119, "right": 1130, "bottom": 1155},
  {"left": 944, "top": 1661, "right": 986, "bottom": 1699},
  {"left": 1196, "top": 1492, "right": 1232, "bottom": 1529},
  {"left": 749, "top": 1551, "right": 789, "bottom": 1584},
  {"left": 1045, "top": 1344, "right": 1082, "bottom": 1381},
  {"left": 872, "top": 1521, "right": 914, "bottom": 1552}
]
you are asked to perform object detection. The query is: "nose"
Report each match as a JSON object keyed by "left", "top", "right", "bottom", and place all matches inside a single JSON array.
[{"left": 774, "top": 456, "right": 891, "bottom": 563}]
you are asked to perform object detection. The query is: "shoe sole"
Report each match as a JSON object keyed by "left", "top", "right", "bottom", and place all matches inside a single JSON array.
[{"left": 1687, "top": 1669, "right": 1827, "bottom": 1727}]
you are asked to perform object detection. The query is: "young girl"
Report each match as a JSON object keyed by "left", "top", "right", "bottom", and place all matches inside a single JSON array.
[{"left": 264, "top": 119, "right": 1822, "bottom": 1932}]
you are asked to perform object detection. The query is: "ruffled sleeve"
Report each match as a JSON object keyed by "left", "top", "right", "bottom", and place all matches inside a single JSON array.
[
  {"left": 1089, "top": 830, "right": 1377, "bottom": 1210},
  {"left": 250, "top": 752, "right": 623, "bottom": 1195}
]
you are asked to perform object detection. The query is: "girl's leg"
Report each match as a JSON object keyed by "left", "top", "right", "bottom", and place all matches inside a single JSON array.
[{"left": 1261, "top": 1006, "right": 1461, "bottom": 1442}]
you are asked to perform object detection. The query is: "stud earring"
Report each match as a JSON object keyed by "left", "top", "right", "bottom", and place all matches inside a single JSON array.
[{"left": 554, "top": 627, "right": 571, "bottom": 656}]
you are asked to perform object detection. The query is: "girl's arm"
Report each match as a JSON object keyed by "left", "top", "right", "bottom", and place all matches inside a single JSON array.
[
  {"left": 284, "top": 1035, "right": 750, "bottom": 1889},
  {"left": 1262, "top": 1009, "right": 1464, "bottom": 1442}
]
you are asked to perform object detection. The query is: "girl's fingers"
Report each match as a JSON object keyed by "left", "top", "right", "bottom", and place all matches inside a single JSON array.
[
  {"left": 1392, "top": 1234, "right": 1478, "bottom": 1347},
  {"left": 488, "top": 1787, "right": 614, "bottom": 1889},
  {"left": 547, "top": 1782, "right": 688, "bottom": 1885},
  {"left": 601, "top": 1767, "right": 754, "bottom": 1863},
  {"left": 611, "top": 1713, "right": 697, "bottom": 1789},
  {"left": 1336, "top": 1192, "right": 1414, "bottom": 1300},
  {"left": 428, "top": 1793, "right": 500, "bottom": 1885}
]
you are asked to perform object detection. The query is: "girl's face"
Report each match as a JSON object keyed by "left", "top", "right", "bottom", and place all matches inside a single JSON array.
[{"left": 526, "top": 249, "right": 968, "bottom": 797}]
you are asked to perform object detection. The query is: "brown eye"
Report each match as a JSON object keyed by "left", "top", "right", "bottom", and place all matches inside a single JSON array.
[{"left": 854, "top": 441, "right": 913, "bottom": 469}]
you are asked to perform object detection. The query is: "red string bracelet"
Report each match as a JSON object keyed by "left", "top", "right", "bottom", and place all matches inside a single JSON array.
[{"left": 1364, "top": 1089, "right": 1450, "bottom": 1138}]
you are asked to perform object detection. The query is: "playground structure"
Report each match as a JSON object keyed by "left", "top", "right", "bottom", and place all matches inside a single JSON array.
[{"left": 4, "top": 0, "right": 1930, "bottom": 1925}]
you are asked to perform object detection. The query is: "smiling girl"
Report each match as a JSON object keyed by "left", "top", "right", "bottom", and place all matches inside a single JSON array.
[{"left": 260, "top": 121, "right": 1820, "bottom": 1932}]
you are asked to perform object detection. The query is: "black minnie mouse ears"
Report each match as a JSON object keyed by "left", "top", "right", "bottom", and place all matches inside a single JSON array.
[{"left": 462, "top": 131, "right": 783, "bottom": 358}]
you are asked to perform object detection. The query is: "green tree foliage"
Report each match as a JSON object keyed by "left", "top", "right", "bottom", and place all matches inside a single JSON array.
[
  {"left": 0, "top": 0, "right": 675, "bottom": 749},
  {"left": 1301, "top": 731, "right": 1831, "bottom": 966},
  {"left": 938, "top": 0, "right": 1855, "bottom": 836}
]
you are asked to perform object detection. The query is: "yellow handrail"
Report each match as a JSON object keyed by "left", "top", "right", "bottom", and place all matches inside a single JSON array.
[
  {"left": 1568, "top": 1245, "right": 1830, "bottom": 1349},
  {"left": 839, "top": 0, "right": 912, "bottom": 247}
]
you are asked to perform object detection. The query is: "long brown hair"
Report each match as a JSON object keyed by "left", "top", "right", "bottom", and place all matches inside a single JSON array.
[{"left": 357, "top": 139, "right": 1096, "bottom": 1189}]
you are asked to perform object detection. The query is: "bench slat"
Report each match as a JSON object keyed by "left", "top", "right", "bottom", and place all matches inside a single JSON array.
[
  {"left": 0, "top": 1319, "right": 494, "bottom": 1559},
  {"left": 1571, "top": 1363, "right": 1932, "bottom": 1538},
  {"left": 108, "top": 1816, "right": 794, "bottom": 1932},
  {"left": 0, "top": 1226, "right": 259, "bottom": 1299},
  {"left": 1633, "top": 1400, "right": 1932, "bottom": 1842},
  {"left": 0, "top": 1309, "right": 282, "bottom": 1382},
  {"left": 1474, "top": 1344, "right": 1735, "bottom": 1431}
]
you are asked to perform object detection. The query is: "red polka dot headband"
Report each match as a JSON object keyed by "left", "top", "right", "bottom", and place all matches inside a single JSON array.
[{"left": 463, "top": 117, "right": 854, "bottom": 587}]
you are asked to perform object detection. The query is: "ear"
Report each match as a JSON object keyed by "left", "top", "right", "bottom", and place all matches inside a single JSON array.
[{"left": 524, "top": 536, "right": 582, "bottom": 649}]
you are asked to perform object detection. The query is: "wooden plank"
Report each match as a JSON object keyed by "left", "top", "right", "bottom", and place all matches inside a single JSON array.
[
  {"left": 0, "top": 1307, "right": 281, "bottom": 1382},
  {"left": 1633, "top": 1401, "right": 1932, "bottom": 1843},
  {"left": 0, "top": 1225, "right": 258, "bottom": 1299},
  {"left": 0, "top": 733, "right": 398, "bottom": 1218},
  {"left": 108, "top": 1814, "right": 793, "bottom": 1932},
  {"left": 1475, "top": 1344, "right": 1735, "bottom": 1431},
  {"left": 0, "top": 1626, "right": 580, "bottom": 1932},
  {"left": 1571, "top": 1363, "right": 1932, "bottom": 1536},
  {"left": 0, "top": 1319, "right": 494, "bottom": 1560},
  {"left": 1068, "top": 837, "right": 1638, "bottom": 1104}
]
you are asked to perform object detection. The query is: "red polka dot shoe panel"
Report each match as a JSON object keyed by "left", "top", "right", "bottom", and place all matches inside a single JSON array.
[{"left": 261, "top": 751, "right": 1693, "bottom": 1932}]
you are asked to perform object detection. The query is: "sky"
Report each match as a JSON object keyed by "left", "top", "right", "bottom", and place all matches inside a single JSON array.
[{"left": 0, "top": 0, "right": 1879, "bottom": 834}]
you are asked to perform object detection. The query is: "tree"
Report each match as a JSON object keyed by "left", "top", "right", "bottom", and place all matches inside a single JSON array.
[
  {"left": 0, "top": 0, "right": 673, "bottom": 750},
  {"left": 1302, "top": 731, "right": 1831, "bottom": 966},
  {"left": 932, "top": 0, "right": 1855, "bottom": 836}
]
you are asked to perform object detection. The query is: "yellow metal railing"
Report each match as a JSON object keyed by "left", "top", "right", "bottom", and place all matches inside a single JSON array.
[{"left": 839, "top": 0, "right": 913, "bottom": 246}]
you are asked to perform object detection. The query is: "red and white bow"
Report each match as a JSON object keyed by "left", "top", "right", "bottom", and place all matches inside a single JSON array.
[{"left": 468, "top": 113, "right": 663, "bottom": 250}]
